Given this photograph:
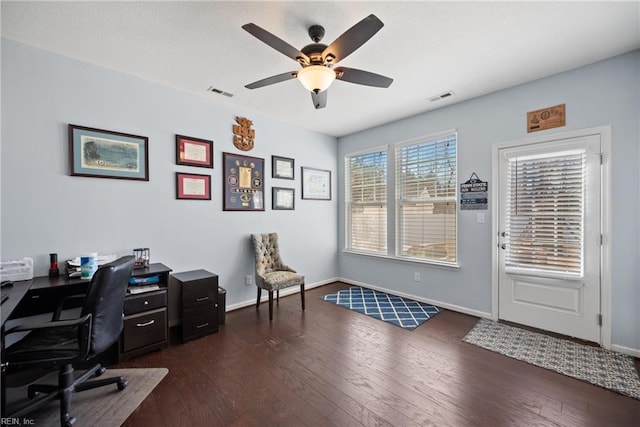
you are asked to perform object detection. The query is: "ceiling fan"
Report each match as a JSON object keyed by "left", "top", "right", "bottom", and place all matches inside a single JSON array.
[{"left": 242, "top": 14, "right": 393, "bottom": 109}]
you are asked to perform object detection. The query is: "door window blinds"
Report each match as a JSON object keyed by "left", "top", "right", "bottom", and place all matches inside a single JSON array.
[
  {"left": 506, "top": 150, "right": 585, "bottom": 275},
  {"left": 395, "top": 134, "right": 457, "bottom": 263},
  {"left": 345, "top": 150, "right": 387, "bottom": 254}
]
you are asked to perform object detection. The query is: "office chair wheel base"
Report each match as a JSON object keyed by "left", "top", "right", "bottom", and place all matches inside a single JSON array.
[
  {"left": 95, "top": 366, "right": 106, "bottom": 377},
  {"left": 62, "top": 416, "right": 76, "bottom": 427},
  {"left": 117, "top": 379, "right": 128, "bottom": 391}
]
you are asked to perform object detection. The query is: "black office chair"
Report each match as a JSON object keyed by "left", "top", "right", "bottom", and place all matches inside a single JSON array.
[{"left": 4, "top": 255, "right": 135, "bottom": 427}]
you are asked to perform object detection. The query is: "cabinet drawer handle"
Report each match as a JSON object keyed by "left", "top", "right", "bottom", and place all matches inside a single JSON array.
[
  {"left": 136, "top": 320, "right": 155, "bottom": 327},
  {"left": 196, "top": 322, "right": 210, "bottom": 329},
  {"left": 144, "top": 300, "right": 149, "bottom": 305},
  {"left": 195, "top": 296, "right": 210, "bottom": 302}
]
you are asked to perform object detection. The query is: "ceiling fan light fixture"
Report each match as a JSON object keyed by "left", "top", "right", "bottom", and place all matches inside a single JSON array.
[{"left": 297, "top": 65, "right": 336, "bottom": 93}]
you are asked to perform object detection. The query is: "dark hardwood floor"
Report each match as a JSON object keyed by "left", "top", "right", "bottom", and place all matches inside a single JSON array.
[{"left": 118, "top": 282, "right": 640, "bottom": 426}]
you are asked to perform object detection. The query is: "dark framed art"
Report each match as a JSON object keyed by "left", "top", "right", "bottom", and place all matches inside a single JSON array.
[
  {"left": 176, "top": 172, "right": 211, "bottom": 200},
  {"left": 272, "top": 187, "right": 295, "bottom": 210},
  {"left": 272, "top": 155, "right": 295, "bottom": 179},
  {"left": 223, "top": 152, "right": 265, "bottom": 211},
  {"left": 176, "top": 134, "right": 213, "bottom": 168},
  {"left": 301, "top": 167, "right": 331, "bottom": 200},
  {"left": 69, "top": 124, "right": 149, "bottom": 181}
]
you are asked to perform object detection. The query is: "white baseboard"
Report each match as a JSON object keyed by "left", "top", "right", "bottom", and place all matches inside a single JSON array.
[
  {"left": 216, "top": 278, "right": 640, "bottom": 358},
  {"left": 337, "top": 277, "right": 492, "bottom": 320},
  {"left": 611, "top": 344, "right": 640, "bottom": 358},
  {"left": 225, "top": 277, "right": 338, "bottom": 312}
]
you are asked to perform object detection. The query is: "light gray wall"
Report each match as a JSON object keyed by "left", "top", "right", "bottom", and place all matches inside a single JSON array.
[
  {"left": 337, "top": 50, "right": 640, "bottom": 351},
  {"left": 1, "top": 39, "right": 338, "bottom": 321}
]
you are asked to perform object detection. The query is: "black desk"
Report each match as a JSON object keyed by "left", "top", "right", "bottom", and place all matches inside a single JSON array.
[
  {"left": 1, "top": 263, "right": 172, "bottom": 416},
  {"left": 1, "top": 279, "right": 32, "bottom": 326}
]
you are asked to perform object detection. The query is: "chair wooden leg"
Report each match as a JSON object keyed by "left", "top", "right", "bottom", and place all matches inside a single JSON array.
[
  {"left": 300, "top": 283, "right": 305, "bottom": 311},
  {"left": 276, "top": 289, "right": 280, "bottom": 305},
  {"left": 268, "top": 291, "right": 274, "bottom": 320},
  {"left": 256, "top": 287, "right": 261, "bottom": 310}
]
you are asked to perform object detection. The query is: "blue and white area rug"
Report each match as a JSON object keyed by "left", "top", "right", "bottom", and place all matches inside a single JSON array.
[
  {"left": 463, "top": 319, "right": 640, "bottom": 400},
  {"left": 322, "top": 286, "right": 442, "bottom": 330}
]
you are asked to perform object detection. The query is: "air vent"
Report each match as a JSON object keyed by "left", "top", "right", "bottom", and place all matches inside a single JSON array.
[
  {"left": 207, "top": 86, "right": 234, "bottom": 98},
  {"left": 428, "top": 91, "right": 454, "bottom": 103}
]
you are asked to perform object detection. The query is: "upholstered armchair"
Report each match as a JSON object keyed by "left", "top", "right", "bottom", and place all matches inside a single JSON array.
[{"left": 251, "top": 233, "right": 305, "bottom": 320}]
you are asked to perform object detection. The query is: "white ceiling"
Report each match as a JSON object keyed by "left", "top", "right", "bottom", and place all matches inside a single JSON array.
[{"left": 2, "top": 1, "right": 639, "bottom": 137}]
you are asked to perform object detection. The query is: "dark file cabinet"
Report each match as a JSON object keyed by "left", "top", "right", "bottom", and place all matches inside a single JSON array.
[
  {"left": 119, "top": 263, "right": 172, "bottom": 361},
  {"left": 174, "top": 270, "right": 219, "bottom": 343}
]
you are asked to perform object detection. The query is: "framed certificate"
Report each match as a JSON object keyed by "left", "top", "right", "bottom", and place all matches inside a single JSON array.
[
  {"left": 301, "top": 167, "right": 331, "bottom": 200},
  {"left": 223, "top": 153, "right": 265, "bottom": 211},
  {"left": 176, "top": 134, "right": 213, "bottom": 168},
  {"left": 272, "top": 187, "right": 295, "bottom": 210},
  {"left": 272, "top": 155, "right": 295, "bottom": 179},
  {"left": 176, "top": 172, "right": 211, "bottom": 200}
]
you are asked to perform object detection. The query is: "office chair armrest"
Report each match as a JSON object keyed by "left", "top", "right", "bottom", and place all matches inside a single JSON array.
[
  {"left": 5, "top": 313, "right": 92, "bottom": 335},
  {"left": 53, "top": 293, "right": 87, "bottom": 321}
]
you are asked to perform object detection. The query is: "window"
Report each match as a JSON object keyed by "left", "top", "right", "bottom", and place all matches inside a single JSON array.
[
  {"left": 395, "top": 133, "right": 457, "bottom": 263},
  {"left": 344, "top": 131, "right": 458, "bottom": 265},
  {"left": 345, "top": 149, "right": 387, "bottom": 254},
  {"left": 505, "top": 150, "right": 584, "bottom": 275}
]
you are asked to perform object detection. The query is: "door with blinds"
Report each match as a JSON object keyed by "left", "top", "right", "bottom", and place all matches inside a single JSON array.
[{"left": 498, "top": 134, "right": 601, "bottom": 343}]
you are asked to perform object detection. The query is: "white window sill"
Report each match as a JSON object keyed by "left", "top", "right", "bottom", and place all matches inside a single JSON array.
[{"left": 342, "top": 249, "right": 460, "bottom": 271}]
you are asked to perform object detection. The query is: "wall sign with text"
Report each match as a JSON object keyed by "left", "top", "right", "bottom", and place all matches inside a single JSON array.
[{"left": 460, "top": 172, "right": 488, "bottom": 210}]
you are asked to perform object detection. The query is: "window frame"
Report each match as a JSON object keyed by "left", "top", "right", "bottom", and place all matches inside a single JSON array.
[
  {"left": 343, "top": 131, "right": 459, "bottom": 268},
  {"left": 344, "top": 146, "right": 389, "bottom": 255}
]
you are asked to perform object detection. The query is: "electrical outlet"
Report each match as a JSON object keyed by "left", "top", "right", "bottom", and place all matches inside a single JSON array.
[
  {"left": 245, "top": 275, "right": 253, "bottom": 286},
  {"left": 414, "top": 272, "right": 420, "bottom": 282}
]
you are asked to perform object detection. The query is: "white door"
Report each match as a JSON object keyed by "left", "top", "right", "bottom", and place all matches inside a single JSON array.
[{"left": 498, "top": 134, "right": 601, "bottom": 343}]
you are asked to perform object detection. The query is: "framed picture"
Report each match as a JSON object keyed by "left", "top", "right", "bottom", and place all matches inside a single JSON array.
[
  {"left": 176, "top": 134, "right": 213, "bottom": 168},
  {"left": 69, "top": 124, "right": 149, "bottom": 181},
  {"left": 272, "top": 155, "right": 295, "bottom": 179},
  {"left": 301, "top": 167, "right": 331, "bottom": 200},
  {"left": 272, "top": 187, "right": 295, "bottom": 210},
  {"left": 223, "top": 152, "right": 265, "bottom": 211},
  {"left": 176, "top": 172, "right": 211, "bottom": 200}
]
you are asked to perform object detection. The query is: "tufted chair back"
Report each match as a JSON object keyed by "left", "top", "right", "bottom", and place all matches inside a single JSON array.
[
  {"left": 252, "top": 233, "right": 285, "bottom": 278},
  {"left": 250, "top": 232, "right": 305, "bottom": 320}
]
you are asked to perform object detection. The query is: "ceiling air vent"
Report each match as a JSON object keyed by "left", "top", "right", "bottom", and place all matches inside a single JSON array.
[
  {"left": 428, "top": 91, "right": 454, "bottom": 103},
  {"left": 207, "top": 86, "right": 234, "bottom": 98}
]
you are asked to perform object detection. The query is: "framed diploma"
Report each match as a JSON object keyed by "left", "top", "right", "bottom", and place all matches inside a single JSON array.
[
  {"left": 176, "top": 172, "right": 211, "bottom": 200},
  {"left": 301, "top": 167, "right": 331, "bottom": 200},
  {"left": 272, "top": 155, "right": 295, "bottom": 179},
  {"left": 272, "top": 187, "right": 295, "bottom": 210},
  {"left": 176, "top": 134, "right": 213, "bottom": 168},
  {"left": 223, "top": 152, "right": 265, "bottom": 211}
]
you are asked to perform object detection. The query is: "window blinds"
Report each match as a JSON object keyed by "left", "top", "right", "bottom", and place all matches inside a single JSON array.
[
  {"left": 346, "top": 150, "right": 387, "bottom": 254},
  {"left": 506, "top": 150, "right": 585, "bottom": 275},
  {"left": 395, "top": 134, "right": 457, "bottom": 263}
]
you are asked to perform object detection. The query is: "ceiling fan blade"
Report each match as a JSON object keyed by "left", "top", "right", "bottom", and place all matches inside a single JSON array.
[
  {"left": 335, "top": 67, "right": 393, "bottom": 88},
  {"left": 242, "top": 23, "right": 310, "bottom": 65},
  {"left": 311, "top": 90, "right": 327, "bottom": 109},
  {"left": 245, "top": 71, "right": 297, "bottom": 89},
  {"left": 322, "top": 14, "right": 384, "bottom": 64}
]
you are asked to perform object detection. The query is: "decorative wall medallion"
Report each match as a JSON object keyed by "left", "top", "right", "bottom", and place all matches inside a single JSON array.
[{"left": 232, "top": 116, "right": 255, "bottom": 151}]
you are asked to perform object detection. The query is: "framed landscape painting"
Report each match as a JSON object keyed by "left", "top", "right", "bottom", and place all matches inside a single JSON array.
[{"left": 69, "top": 124, "right": 149, "bottom": 181}]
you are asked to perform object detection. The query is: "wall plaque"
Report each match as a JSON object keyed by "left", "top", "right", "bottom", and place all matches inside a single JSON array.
[
  {"left": 527, "top": 104, "right": 566, "bottom": 133},
  {"left": 460, "top": 172, "right": 488, "bottom": 210},
  {"left": 232, "top": 116, "right": 255, "bottom": 151}
]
